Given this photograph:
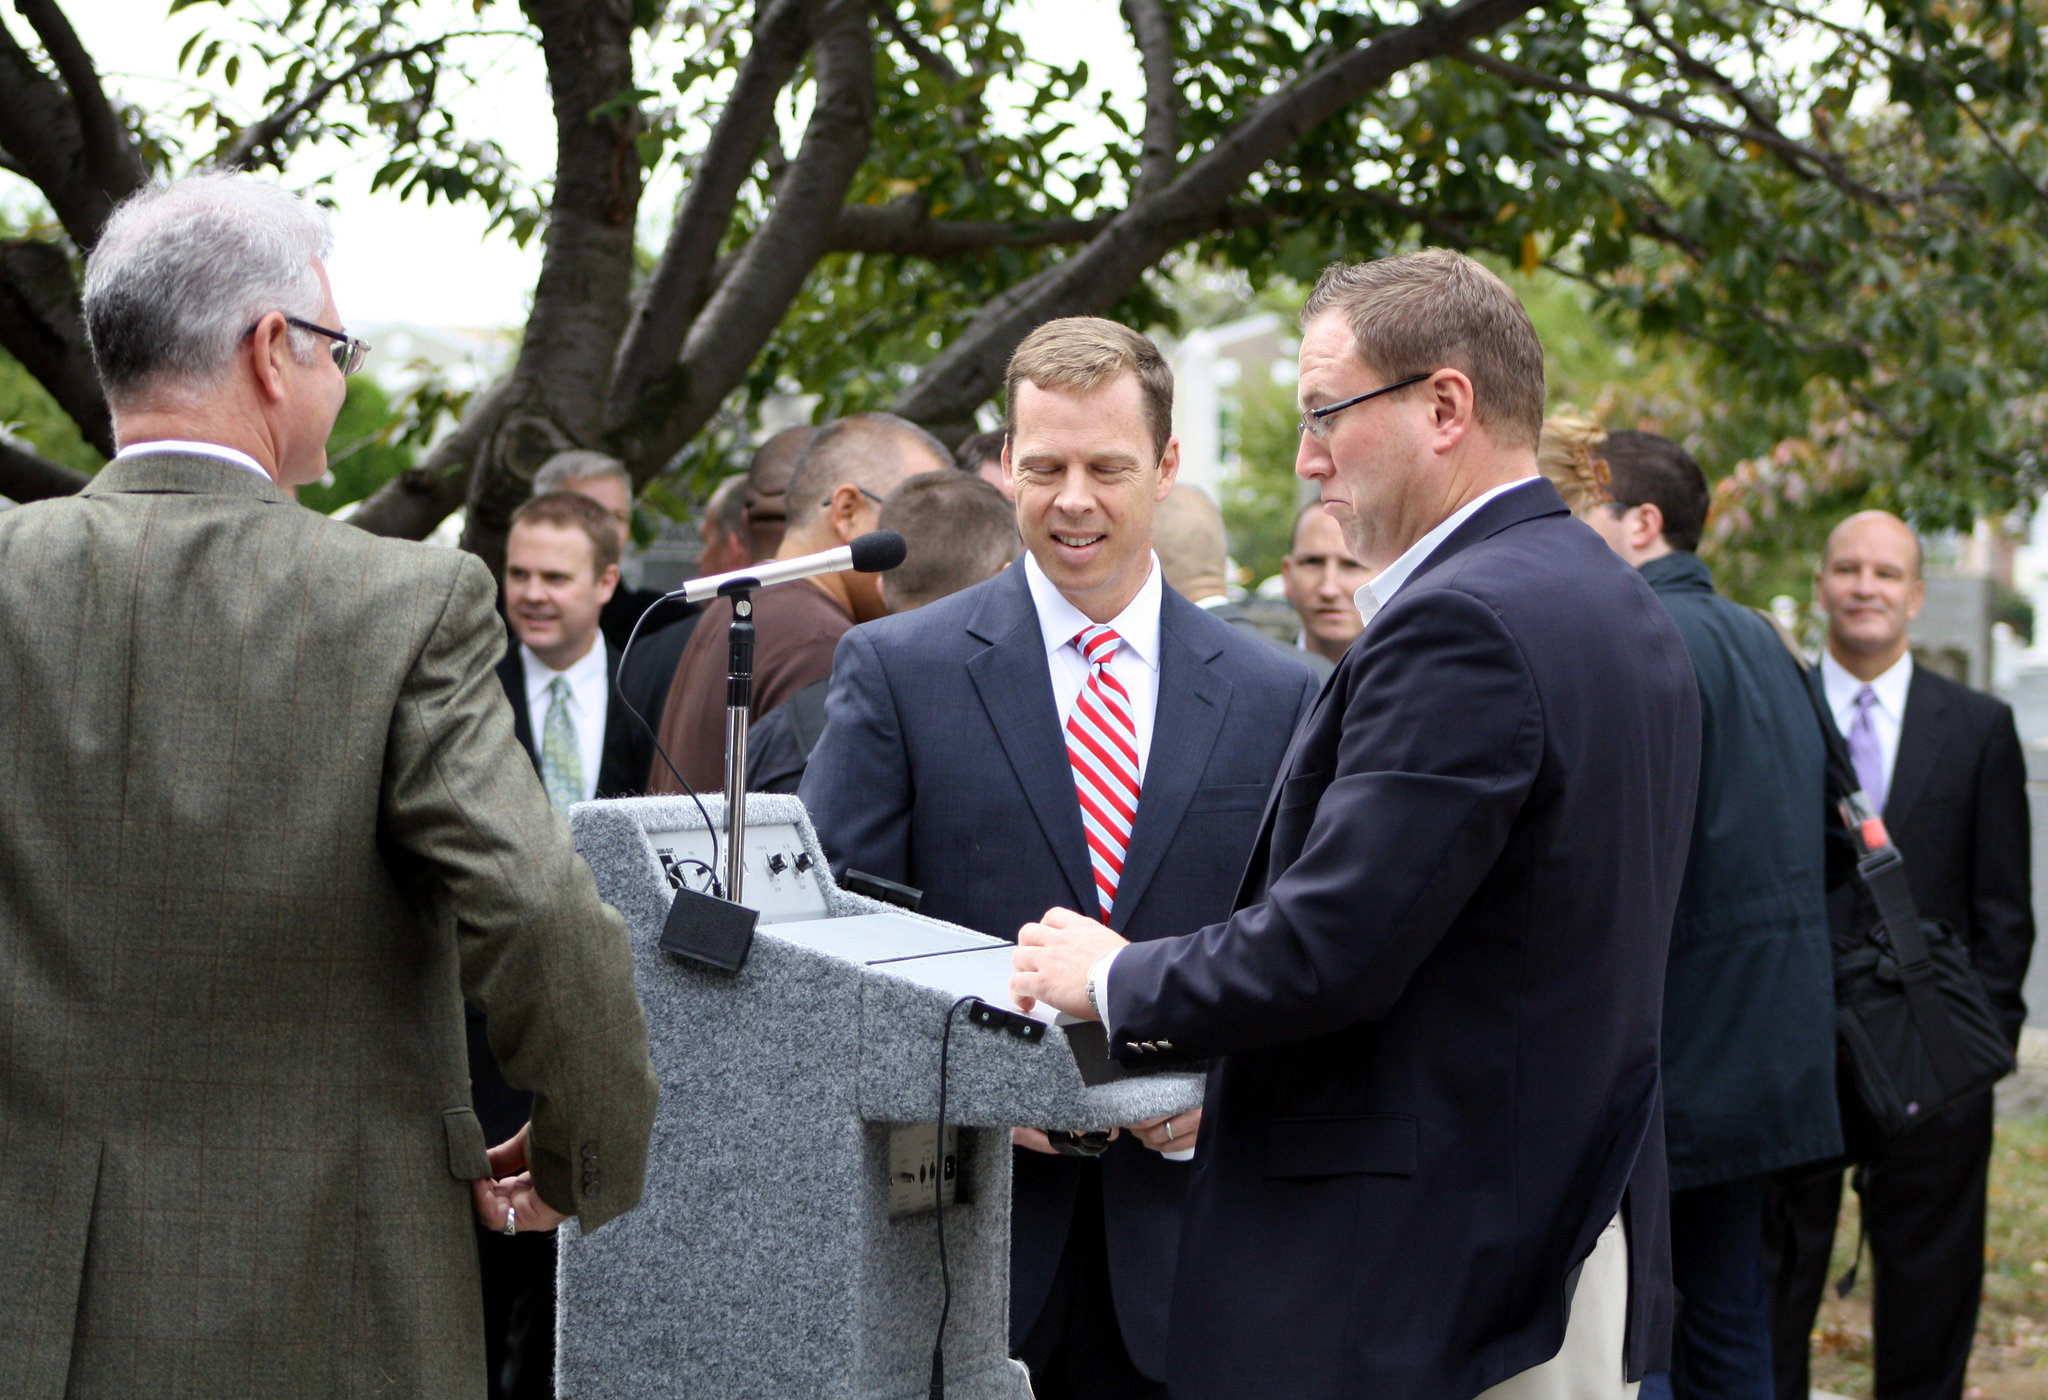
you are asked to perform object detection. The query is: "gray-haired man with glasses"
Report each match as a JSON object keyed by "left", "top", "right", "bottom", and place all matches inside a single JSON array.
[{"left": 0, "top": 172, "right": 657, "bottom": 1399}]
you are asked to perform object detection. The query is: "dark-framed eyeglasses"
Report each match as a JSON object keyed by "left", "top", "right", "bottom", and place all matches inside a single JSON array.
[
  {"left": 1299, "top": 372, "right": 1433, "bottom": 443},
  {"left": 823, "top": 485, "right": 888, "bottom": 509},
  {"left": 245, "top": 314, "right": 371, "bottom": 376}
]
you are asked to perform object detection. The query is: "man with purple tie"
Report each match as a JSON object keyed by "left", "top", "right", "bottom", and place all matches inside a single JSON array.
[{"left": 1765, "top": 510, "right": 2035, "bottom": 1400}]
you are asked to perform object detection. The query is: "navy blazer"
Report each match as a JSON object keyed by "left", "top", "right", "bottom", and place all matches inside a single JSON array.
[
  {"left": 1107, "top": 481, "right": 1701, "bottom": 1400},
  {"left": 800, "top": 562, "right": 1318, "bottom": 1377}
]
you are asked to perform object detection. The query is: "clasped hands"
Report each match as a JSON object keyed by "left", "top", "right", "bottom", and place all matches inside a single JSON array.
[
  {"left": 470, "top": 1123, "right": 568, "bottom": 1234},
  {"left": 1009, "top": 906, "right": 1200, "bottom": 1157}
]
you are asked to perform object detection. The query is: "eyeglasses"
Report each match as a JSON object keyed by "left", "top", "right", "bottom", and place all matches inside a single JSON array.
[
  {"left": 1299, "top": 372, "right": 1433, "bottom": 443},
  {"left": 245, "top": 314, "right": 371, "bottom": 376},
  {"left": 822, "top": 486, "right": 888, "bottom": 508}
]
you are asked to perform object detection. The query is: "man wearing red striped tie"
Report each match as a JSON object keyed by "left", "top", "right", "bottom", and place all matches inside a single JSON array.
[{"left": 802, "top": 317, "right": 1319, "bottom": 1400}]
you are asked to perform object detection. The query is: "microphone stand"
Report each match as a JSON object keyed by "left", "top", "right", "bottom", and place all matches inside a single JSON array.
[{"left": 722, "top": 586, "right": 754, "bottom": 904}]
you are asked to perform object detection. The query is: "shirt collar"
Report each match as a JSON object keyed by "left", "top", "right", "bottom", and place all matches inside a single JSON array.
[
  {"left": 1820, "top": 647, "right": 1913, "bottom": 722},
  {"left": 521, "top": 637, "right": 608, "bottom": 705},
  {"left": 114, "top": 439, "right": 271, "bottom": 480},
  {"left": 1355, "top": 476, "right": 1539, "bottom": 628},
  {"left": 1022, "top": 550, "right": 1164, "bottom": 672}
]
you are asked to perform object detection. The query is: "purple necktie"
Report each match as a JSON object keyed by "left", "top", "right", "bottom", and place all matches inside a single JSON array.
[{"left": 1847, "top": 685, "right": 1887, "bottom": 814}]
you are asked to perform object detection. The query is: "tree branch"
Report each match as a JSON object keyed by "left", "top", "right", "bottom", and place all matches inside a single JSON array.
[
  {"left": 1120, "top": 0, "right": 1179, "bottom": 199},
  {"left": 874, "top": 0, "right": 959, "bottom": 83},
  {"left": 7, "top": 0, "right": 145, "bottom": 247},
  {"left": 0, "top": 237, "right": 113, "bottom": 457},
  {"left": 0, "top": 9, "right": 143, "bottom": 251},
  {"left": 345, "top": 375, "right": 517, "bottom": 539},
  {"left": 0, "top": 431, "right": 89, "bottom": 503},
  {"left": 606, "top": 0, "right": 831, "bottom": 435},
  {"left": 219, "top": 39, "right": 446, "bottom": 172},
  {"left": 454, "top": 0, "right": 646, "bottom": 570},
  {"left": 1455, "top": 46, "right": 1897, "bottom": 210},
  {"left": 892, "top": 0, "right": 1543, "bottom": 431},
  {"left": 606, "top": 0, "right": 875, "bottom": 478},
  {"left": 830, "top": 198, "right": 1112, "bottom": 255}
]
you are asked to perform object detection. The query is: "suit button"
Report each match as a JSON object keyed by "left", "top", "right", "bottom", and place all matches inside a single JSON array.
[
  {"left": 1124, "top": 1042, "right": 1143, "bottom": 1052},
  {"left": 582, "top": 1143, "right": 600, "bottom": 1162},
  {"left": 1157, "top": 1040, "right": 1174, "bottom": 1050}
]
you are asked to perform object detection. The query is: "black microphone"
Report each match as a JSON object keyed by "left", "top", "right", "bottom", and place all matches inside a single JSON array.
[{"left": 678, "top": 530, "right": 907, "bottom": 605}]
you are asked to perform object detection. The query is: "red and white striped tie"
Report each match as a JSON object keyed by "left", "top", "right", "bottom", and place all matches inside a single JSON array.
[{"left": 1067, "top": 624, "right": 1141, "bottom": 920}]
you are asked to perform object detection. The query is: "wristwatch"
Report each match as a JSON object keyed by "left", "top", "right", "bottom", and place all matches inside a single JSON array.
[{"left": 1085, "top": 952, "right": 1110, "bottom": 1024}]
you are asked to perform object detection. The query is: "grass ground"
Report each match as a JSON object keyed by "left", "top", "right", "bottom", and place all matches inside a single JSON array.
[{"left": 1807, "top": 1112, "right": 2048, "bottom": 1399}]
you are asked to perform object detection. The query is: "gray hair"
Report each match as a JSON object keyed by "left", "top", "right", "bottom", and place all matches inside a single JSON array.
[
  {"left": 83, "top": 172, "right": 333, "bottom": 398},
  {"left": 534, "top": 449, "right": 631, "bottom": 495}
]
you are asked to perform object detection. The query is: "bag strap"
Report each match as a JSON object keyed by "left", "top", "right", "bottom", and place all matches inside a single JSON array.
[{"left": 1794, "top": 661, "right": 1975, "bottom": 1099}]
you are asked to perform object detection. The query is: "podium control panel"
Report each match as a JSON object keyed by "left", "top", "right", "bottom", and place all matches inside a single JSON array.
[{"left": 647, "top": 821, "right": 828, "bottom": 923}]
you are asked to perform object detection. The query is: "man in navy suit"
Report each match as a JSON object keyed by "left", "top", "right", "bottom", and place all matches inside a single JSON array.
[
  {"left": 476, "top": 489, "right": 661, "bottom": 1400},
  {"left": 1014, "top": 251, "right": 1702, "bottom": 1400},
  {"left": 802, "top": 318, "right": 1318, "bottom": 1400}
]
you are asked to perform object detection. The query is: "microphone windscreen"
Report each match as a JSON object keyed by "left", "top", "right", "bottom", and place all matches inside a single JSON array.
[{"left": 850, "top": 530, "right": 908, "bottom": 573}]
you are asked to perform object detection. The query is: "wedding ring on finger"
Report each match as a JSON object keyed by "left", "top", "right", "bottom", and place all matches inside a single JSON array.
[
  {"left": 502, "top": 1204, "right": 518, "bottom": 1237},
  {"left": 1164, "top": 1119, "right": 1176, "bottom": 1143}
]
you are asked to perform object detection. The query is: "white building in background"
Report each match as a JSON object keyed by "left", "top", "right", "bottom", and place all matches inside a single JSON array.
[{"left": 1159, "top": 312, "right": 1296, "bottom": 507}]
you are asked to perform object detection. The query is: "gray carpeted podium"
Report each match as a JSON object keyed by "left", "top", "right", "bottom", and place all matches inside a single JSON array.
[{"left": 555, "top": 793, "right": 1205, "bottom": 1400}]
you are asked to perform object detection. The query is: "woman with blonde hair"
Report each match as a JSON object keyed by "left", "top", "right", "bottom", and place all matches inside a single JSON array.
[{"left": 1537, "top": 413, "right": 1611, "bottom": 516}]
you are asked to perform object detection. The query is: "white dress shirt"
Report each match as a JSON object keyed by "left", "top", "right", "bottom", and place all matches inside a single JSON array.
[
  {"left": 520, "top": 640, "right": 610, "bottom": 804},
  {"left": 1023, "top": 550, "right": 1163, "bottom": 783},
  {"left": 1820, "top": 648, "right": 1913, "bottom": 798},
  {"left": 113, "top": 439, "right": 270, "bottom": 480},
  {"left": 1354, "top": 476, "right": 1541, "bottom": 631}
]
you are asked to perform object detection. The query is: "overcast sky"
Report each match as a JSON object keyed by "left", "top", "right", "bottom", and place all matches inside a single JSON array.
[{"left": 41, "top": 1, "right": 1139, "bottom": 328}]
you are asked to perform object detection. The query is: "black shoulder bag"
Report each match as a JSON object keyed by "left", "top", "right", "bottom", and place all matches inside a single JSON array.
[{"left": 1800, "top": 675, "right": 2015, "bottom": 1145}]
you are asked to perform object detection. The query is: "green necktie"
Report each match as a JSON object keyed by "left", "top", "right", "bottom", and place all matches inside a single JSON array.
[{"left": 540, "top": 675, "right": 583, "bottom": 816}]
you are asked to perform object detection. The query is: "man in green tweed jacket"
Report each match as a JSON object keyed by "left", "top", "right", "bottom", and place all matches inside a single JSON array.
[{"left": 0, "top": 175, "right": 658, "bottom": 1399}]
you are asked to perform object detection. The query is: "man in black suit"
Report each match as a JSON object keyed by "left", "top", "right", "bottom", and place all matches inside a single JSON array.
[
  {"left": 803, "top": 318, "right": 1319, "bottom": 1400},
  {"left": 1013, "top": 250, "right": 1702, "bottom": 1400},
  {"left": 1765, "top": 510, "right": 2034, "bottom": 1400},
  {"left": 474, "top": 489, "right": 662, "bottom": 1400}
]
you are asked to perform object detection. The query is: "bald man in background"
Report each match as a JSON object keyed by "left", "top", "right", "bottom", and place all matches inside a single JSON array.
[
  {"left": 1280, "top": 502, "right": 1370, "bottom": 671},
  {"left": 1765, "top": 510, "right": 2033, "bottom": 1400},
  {"left": 1154, "top": 485, "right": 1333, "bottom": 680},
  {"left": 648, "top": 413, "right": 950, "bottom": 795}
]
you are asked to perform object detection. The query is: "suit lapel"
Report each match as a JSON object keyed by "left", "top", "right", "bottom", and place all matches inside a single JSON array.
[
  {"left": 496, "top": 643, "right": 541, "bottom": 773},
  {"left": 1233, "top": 655, "right": 1343, "bottom": 907},
  {"left": 1885, "top": 667, "right": 1950, "bottom": 828},
  {"left": 1111, "top": 597, "right": 1231, "bottom": 931},
  {"left": 965, "top": 569, "right": 1096, "bottom": 913}
]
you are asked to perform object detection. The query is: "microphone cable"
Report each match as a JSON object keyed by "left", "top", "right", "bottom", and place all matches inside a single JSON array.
[
  {"left": 614, "top": 592, "right": 721, "bottom": 891},
  {"left": 929, "top": 995, "right": 976, "bottom": 1400}
]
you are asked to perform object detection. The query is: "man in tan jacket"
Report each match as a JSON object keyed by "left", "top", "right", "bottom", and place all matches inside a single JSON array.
[{"left": 0, "top": 173, "right": 658, "bottom": 1399}]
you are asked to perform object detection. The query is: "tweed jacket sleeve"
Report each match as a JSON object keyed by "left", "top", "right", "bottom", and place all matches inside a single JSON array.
[{"left": 381, "top": 554, "right": 659, "bottom": 1228}]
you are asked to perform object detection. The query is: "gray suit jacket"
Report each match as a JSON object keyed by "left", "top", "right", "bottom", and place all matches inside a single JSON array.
[{"left": 0, "top": 452, "right": 658, "bottom": 1400}]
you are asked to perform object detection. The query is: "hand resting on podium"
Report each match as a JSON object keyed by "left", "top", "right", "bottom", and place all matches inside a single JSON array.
[
  {"left": 470, "top": 1123, "right": 569, "bottom": 1234},
  {"left": 1012, "top": 907, "right": 1201, "bottom": 1156},
  {"left": 1009, "top": 906, "right": 1124, "bottom": 1022}
]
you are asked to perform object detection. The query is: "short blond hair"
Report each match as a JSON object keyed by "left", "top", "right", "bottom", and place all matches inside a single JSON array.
[
  {"left": 1005, "top": 317, "right": 1174, "bottom": 459},
  {"left": 1302, "top": 249, "right": 1546, "bottom": 449},
  {"left": 1536, "top": 414, "right": 1611, "bottom": 516}
]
